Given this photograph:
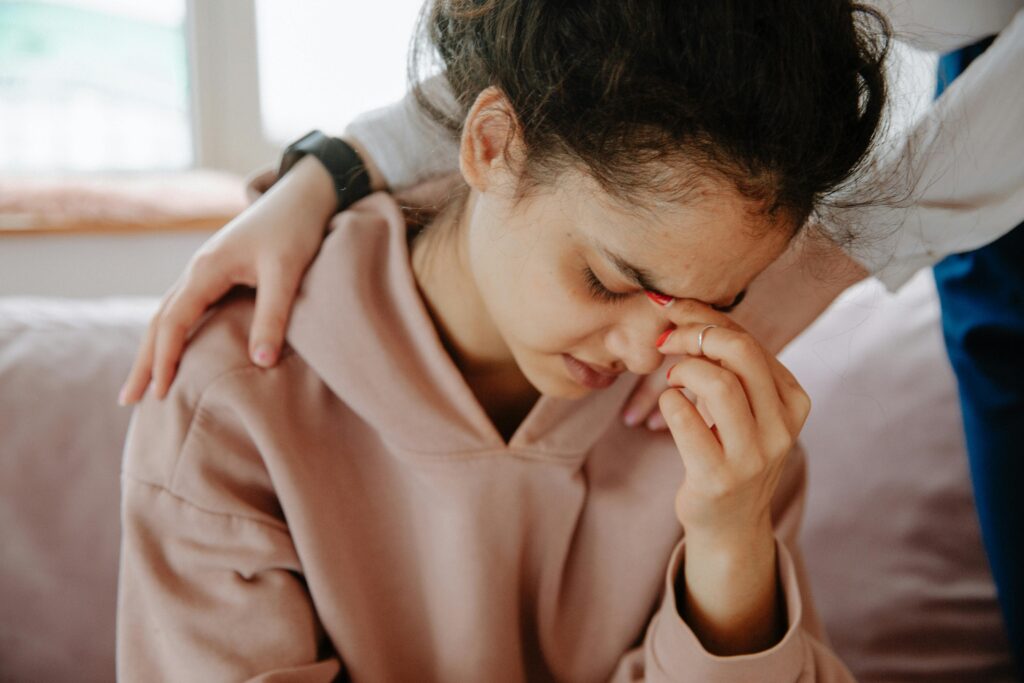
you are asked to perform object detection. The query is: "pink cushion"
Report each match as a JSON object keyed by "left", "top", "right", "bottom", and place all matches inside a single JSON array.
[
  {"left": 782, "top": 271, "right": 1016, "bottom": 682},
  {"left": 0, "top": 298, "right": 155, "bottom": 683}
]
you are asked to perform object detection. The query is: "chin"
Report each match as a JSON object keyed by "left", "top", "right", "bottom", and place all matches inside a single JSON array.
[
  {"left": 552, "top": 376, "right": 592, "bottom": 399},
  {"left": 511, "top": 347, "right": 593, "bottom": 400},
  {"left": 522, "top": 359, "right": 591, "bottom": 400},
  {"left": 541, "top": 380, "right": 590, "bottom": 400}
]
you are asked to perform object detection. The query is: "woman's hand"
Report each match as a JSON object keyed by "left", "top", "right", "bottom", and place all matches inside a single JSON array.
[
  {"left": 620, "top": 232, "right": 866, "bottom": 430},
  {"left": 117, "top": 156, "right": 339, "bottom": 405},
  {"left": 653, "top": 314, "right": 811, "bottom": 655},
  {"left": 620, "top": 365, "right": 671, "bottom": 429},
  {"left": 656, "top": 317, "right": 810, "bottom": 540}
]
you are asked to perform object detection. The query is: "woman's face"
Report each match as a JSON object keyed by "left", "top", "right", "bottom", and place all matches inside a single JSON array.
[{"left": 463, "top": 167, "right": 793, "bottom": 399}]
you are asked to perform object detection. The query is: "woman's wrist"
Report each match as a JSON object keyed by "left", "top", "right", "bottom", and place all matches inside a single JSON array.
[
  {"left": 272, "top": 134, "right": 386, "bottom": 218},
  {"left": 270, "top": 155, "right": 339, "bottom": 222},
  {"left": 677, "top": 527, "right": 785, "bottom": 656}
]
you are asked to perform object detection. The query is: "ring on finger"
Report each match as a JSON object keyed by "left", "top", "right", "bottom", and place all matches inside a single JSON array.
[{"left": 697, "top": 324, "right": 717, "bottom": 357}]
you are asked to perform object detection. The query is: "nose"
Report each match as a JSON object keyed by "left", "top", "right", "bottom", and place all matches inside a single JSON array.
[{"left": 603, "top": 307, "right": 669, "bottom": 376}]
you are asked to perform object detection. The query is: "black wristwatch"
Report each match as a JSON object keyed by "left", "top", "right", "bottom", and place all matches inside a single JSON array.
[{"left": 278, "top": 130, "right": 372, "bottom": 211}]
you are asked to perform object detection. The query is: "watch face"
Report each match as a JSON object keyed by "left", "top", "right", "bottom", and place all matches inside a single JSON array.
[{"left": 281, "top": 130, "right": 370, "bottom": 209}]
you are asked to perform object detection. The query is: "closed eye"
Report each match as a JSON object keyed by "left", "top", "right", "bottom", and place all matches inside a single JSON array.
[
  {"left": 583, "top": 267, "right": 631, "bottom": 303},
  {"left": 711, "top": 289, "right": 747, "bottom": 313}
]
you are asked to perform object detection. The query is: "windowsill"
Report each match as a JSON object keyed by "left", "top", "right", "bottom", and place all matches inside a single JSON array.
[{"left": 0, "top": 170, "right": 248, "bottom": 237}]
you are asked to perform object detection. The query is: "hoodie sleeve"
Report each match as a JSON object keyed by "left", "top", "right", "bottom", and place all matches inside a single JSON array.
[
  {"left": 607, "top": 444, "right": 857, "bottom": 683},
  {"left": 116, "top": 367, "right": 342, "bottom": 683}
]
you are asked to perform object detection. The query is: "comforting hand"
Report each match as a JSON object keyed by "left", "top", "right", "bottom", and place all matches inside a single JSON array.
[{"left": 117, "top": 157, "right": 338, "bottom": 405}]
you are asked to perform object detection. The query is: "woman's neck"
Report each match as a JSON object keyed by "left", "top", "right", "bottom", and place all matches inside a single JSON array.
[{"left": 410, "top": 191, "right": 539, "bottom": 439}]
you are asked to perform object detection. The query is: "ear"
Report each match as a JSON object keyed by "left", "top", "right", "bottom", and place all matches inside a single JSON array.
[{"left": 458, "top": 87, "right": 520, "bottom": 194}]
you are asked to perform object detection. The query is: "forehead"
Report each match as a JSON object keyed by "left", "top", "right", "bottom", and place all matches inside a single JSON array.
[{"left": 558, "top": 172, "right": 792, "bottom": 303}]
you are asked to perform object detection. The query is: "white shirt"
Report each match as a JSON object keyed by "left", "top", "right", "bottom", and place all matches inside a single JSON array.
[{"left": 345, "top": 2, "right": 1024, "bottom": 292}]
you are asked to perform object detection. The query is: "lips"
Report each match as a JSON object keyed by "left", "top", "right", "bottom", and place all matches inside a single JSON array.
[{"left": 562, "top": 354, "right": 622, "bottom": 390}]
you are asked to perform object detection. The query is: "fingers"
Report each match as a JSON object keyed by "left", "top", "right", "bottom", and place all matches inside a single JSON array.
[
  {"left": 118, "top": 307, "right": 160, "bottom": 405},
  {"left": 665, "top": 357, "right": 758, "bottom": 456},
  {"left": 659, "top": 319, "right": 805, "bottom": 461},
  {"left": 661, "top": 322, "right": 787, "bottom": 430},
  {"left": 764, "top": 354, "right": 812, "bottom": 435},
  {"left": 658, "top": 388, "right": 722, "bottom": 481},
  {"left": 245, "top": 167, "right": 279, "bottom": 203},
  {"left": 150, "top": 263, "right": 236, "bottom": 398},
  {"left": 645, "top": 411, "right": 668, "bottom": 431},
  {"left": 249, "top": 260, "right": 304, "bottom": 367},
  {"left": 118, "top": 252, "right": 307, "bottom": 406},
  {"left": 622, "top": 356, "right": 673, "bottom": 429}
]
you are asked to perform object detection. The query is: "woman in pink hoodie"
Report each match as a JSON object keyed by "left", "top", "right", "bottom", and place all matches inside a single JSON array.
[{"left": 117, "top": 1, "right": 890, "bottom": 680}]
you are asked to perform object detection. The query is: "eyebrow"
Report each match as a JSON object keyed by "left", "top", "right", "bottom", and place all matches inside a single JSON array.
[{"left": 597, "top": 246, "right": 746, "bottom": 310}]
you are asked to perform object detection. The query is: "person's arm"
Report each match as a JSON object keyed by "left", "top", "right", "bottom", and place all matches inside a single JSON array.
[
  {"left": 343, "top": 73, "right": 461, "bottom": 192},
  {"left": 842, "top": 6, "right": 1024, "bottom": 293},
  {"left": 118, "top": 78, "right": 461, "bottom": 406},
  {"left": 727, "top": 230, "right": 869, "bottom": 356},
  {"left": 607, "top": 312, "right": 857, "bottom": 680}
]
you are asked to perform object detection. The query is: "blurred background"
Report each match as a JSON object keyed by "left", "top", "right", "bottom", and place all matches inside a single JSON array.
[
  {"left": 0, "top": 0, "right": 937, "bottom": 299},
  {"left": 0, "top": 0, "right": 422, "bottom": 297}
]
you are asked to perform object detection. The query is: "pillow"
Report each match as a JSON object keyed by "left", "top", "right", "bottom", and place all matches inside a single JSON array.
[
  {"left": 0, "top": 297, "right": 155, "bottom": 683},
  {"left": 782, "top": 271, "right": 1016, "bottom": 682}
]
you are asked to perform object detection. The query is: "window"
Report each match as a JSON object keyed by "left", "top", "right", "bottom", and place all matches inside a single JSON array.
[
  {"left": 0, "top": 0, "right": 191, "bottom": 173},
  {"left": 254, "top": 0, "right": 424, "bottom": 145}
]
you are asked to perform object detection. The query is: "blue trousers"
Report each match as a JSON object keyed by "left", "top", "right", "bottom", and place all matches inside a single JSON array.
[{"left": 933, "top": 38, "right": 1024, "bottom": 675}]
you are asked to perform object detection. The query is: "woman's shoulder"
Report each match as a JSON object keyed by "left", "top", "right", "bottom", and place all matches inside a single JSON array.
[
  {"left": 122, "top": 290, "right": 304, "bottom": 513},
  {"left": 169, "top": 288, "right": 265, "bottom": 401}
]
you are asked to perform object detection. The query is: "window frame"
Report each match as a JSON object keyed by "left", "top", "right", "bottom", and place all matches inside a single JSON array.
[{"left": 185, "top": 0, "right": 278, "bottom": 174}]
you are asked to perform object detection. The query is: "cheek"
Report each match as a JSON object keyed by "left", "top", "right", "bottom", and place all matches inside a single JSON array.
[
  {"left": 468, "top": 206, "right": 608, "bottom": 352},
  {"left": 513, "top": 259, "right": 611, "bottom": 351}
]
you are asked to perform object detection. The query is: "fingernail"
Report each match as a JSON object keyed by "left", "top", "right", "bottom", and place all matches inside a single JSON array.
[
  {"left": 252, "top": 343, "right": 275, "bottom": 367},
  {"left": 645, "top": 290, "right": 674, "bottom": 307},
  {"left": 117, "top": 387, "right": 128, "bottom": 406},
  {"left": 666, "top": 364, "right": 674, "bottom": 381},
  {"left": 655, "top": 328, "right": 674, "bottom": 348},
  {"left": 623, "top": 409, "right": 641, "bottom": 427},
  {"left": 646, "top": 413, "right": 666, "bottom": 430}
]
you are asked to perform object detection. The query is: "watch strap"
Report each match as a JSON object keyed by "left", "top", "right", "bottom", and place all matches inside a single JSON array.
[{"left": 278, "top": 130, "right": 372, "bottom": 211}]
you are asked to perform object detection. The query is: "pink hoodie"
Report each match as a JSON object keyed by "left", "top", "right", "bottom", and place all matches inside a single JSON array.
[{"left": 117, "top": 193, "right": 856, "bottom": 682}]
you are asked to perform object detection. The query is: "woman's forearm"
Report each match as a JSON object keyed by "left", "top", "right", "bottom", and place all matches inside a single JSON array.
[
  {"left": 677, "top": 526, "right": 786, "bottom": 656},
  {"left": 266, "top": 154, "right": 341, "bottom": 221}
]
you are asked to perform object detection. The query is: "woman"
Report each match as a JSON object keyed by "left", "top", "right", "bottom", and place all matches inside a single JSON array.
[{"left": 117, "top": 1, "right": 887, "bottom": 680}]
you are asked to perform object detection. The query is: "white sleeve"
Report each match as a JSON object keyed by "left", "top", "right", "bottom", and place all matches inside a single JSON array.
[
  {"left": 343, "top": 74, "right": 461, "bottom": 191},
  {"left": 841, "top": 8, "right": 1024, "bottom": 292},
  {"left": 871, "top": 0, "right": 1022, "bottom": 52}
]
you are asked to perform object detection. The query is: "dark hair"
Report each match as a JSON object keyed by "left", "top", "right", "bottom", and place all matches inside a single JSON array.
[{"left": 410, "top": 0, "right": 890, "bottom": 231}]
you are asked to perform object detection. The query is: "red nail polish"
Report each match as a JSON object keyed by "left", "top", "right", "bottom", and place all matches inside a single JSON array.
[
  {"left": 666, "top": 364, "right": 674, "bottom": 381},
  {"left": 645, "top": 290, "right": 674, "bottom": 307},
  {"left": 655, "top": 327, "right": 674, "bottom": 348}
]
